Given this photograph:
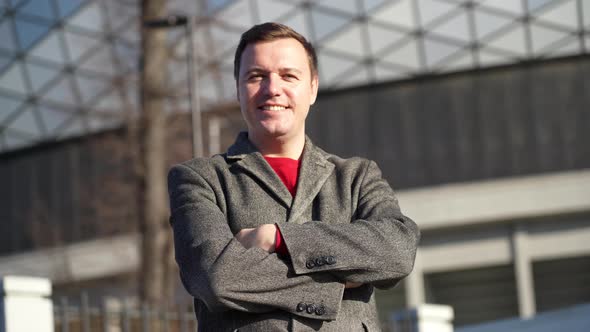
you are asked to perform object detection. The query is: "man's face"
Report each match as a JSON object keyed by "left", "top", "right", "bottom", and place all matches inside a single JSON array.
[{"left": 237, "top": 38, "right": 318, "bottom": 143}]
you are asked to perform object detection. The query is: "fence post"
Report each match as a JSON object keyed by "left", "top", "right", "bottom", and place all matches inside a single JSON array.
[
  {"left": 390, "top": 304, "right": 454, "bottom": 332},
  {"left": 178, "top": 303, "right": 187, "bottom": 332},
  {"left": 0, "top": 275, "right": 54, "bottom": 332},
  {"left": 80, "top": 292, "right": 90, "bottom": 332},
  {"left": 141, "top": 303, "right": 150, "bottom": 332},
  {"left": 101, "top": 300, "right": 109, "bottom": 332},
  {"left": 160, "top": 305, "right": 169, "bottom": 332},
  {"left": 60, "top": 297, "right": 69, "bottom": 332},
  {"left": 121, "top": 298, "right": 130, "bottom": 332}
]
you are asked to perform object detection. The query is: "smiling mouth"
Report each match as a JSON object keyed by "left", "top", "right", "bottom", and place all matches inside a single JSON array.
[{"left": 260, "top": 105, "right": 288, "bottom": 111}]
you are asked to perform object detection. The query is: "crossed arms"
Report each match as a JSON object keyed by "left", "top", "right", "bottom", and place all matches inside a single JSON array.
[
  {"left": 235, "top": 225, "right": 363, "bottom": 289},
  {"left": 168, "top": 159, "right": 420, "bottom": 321}
]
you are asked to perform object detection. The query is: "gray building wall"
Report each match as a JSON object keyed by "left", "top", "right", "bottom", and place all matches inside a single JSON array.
[{"left": 308, "top": 55, "right": 590, "bottom": 189}]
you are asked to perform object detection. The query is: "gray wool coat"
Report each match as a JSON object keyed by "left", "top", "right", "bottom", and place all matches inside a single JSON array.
[{"left": 168, "top": 132, "right": 420, "bottom": 332}]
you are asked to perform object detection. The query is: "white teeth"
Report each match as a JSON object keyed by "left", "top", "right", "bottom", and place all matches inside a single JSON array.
[{"left": 261, "top": 105, "right": 286, "bottom": 111}]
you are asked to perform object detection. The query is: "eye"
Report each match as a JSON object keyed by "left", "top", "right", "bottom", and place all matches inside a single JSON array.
[
  {"left": 247, "top": 74, "right": 263, "bottom": 82},
  {"left": 283, "top": 73, "right": 299, "bottom": 81}
]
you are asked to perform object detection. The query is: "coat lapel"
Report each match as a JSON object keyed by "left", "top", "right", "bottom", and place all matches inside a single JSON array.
[
  {"left": 226, "top": 132, "right": 293, "bottom": 208},
  {"left": 226, "top": 132, "right": 335, "bottom": 220},
  {"left": 287, "top": 137, "right": 335, "bottom": 224}
]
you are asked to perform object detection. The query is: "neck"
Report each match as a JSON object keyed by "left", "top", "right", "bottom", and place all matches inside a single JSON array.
[{"left": 248, "top": 132, "right": 305, "bottom": 159}]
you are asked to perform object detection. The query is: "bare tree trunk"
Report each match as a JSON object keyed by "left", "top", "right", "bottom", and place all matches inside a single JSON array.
[{"left": 139, "top": 0, "right": 173, "bottom": 307}]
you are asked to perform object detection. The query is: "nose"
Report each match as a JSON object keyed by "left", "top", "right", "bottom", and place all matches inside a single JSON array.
[{"left": 263, "top": 73, "right": 282, "bottom": 97}]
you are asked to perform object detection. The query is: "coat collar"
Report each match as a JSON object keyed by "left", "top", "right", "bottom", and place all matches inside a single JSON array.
[
  {"left": 226, "top": 132, "right": 335, "bottom": 222},
  {"left": 226, "top": 132, "right": 259, "bottom": 158}
]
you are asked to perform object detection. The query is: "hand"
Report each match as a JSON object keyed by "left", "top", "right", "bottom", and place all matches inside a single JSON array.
[
  {"left": 235, "top": 224, "right": 277, "bottom": 253},
  {"left": 345, "top": 281, "right": 363, "bottom": 289}
]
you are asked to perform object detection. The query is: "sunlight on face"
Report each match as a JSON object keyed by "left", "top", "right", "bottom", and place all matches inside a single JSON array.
[{"left": 237, "top": 38, "right": 318, "bottom": 144}]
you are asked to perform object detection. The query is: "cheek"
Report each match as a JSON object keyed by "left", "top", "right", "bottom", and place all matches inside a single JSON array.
[
  {"left": 285, "top": 87, "right": 301, "bottom": 104},
  {"left": 290, "top": 87, "right": 311, "bottom": 107},
  {"left": 238, "top": 88, "right": 255, "bottom": 109},
  {"left": 244, "top": 86, "right": 261, "bottom": 104}
]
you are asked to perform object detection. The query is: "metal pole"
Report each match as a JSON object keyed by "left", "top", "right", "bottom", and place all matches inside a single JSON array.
[
  {"left": 142, "top": 303, "right": 150, "bottom": 332},
  {"left": 61, "top": 297, "right": 69, "bottom": 332},
  {"left": 80, "top": 292, "right": 90, "bottom": 332},
  {"left": 121, "top": 299, "right": 130, "bottom": 332},
  {"left": 161, "top": 305, "right": 170, "bottom": 332},
  {"left": 101, "top": 300, "right": 109, "bottom": 332},
  {"left": 178, "top": 303, "right": 188, "bottom": 332},
  {"left": 186, "top": 17, "right": 204, "bottom": 158}
]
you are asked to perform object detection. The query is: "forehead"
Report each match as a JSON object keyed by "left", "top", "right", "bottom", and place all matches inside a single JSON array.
[{"left": 240, "top": 38, "right": 310, "bottom": 72}]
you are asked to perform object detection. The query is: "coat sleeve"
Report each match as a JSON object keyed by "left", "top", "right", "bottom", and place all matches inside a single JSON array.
[
  {"left": 276, "top": 160, "right": 420, "bottom": 289},
  {"left": 168, "top": 163, "right": 345, "bottom": 320}
]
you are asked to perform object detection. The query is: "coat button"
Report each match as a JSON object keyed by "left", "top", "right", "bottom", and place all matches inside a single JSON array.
[
  {"left": 306, "top": 260, "right": 315, "bottom": 269},
  {"left": 315, "top": 305, "right": 326, "bottom": 316},
  {"left": 314, "top": 257, "right": 325, "bottom": 266},
  {"left": 326, "top": 256, "right": 336, "bottom": 265},
  {"left": 296, "top": 302, "right": 307, "bottom": 312},
  {"left": 306, "top": 303, "right": 317, "bottom": 314}
]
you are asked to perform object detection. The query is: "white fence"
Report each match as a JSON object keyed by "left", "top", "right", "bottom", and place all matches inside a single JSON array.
[{"left": 1, "top": 276, "right": 454, "bottom": 332}]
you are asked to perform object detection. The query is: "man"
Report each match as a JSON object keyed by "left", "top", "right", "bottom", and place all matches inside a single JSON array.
[{"left": 168, "top": 22, "right": 420, "bottom": 331}]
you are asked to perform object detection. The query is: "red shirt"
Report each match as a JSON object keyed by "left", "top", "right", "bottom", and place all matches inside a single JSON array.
[{"left": 264, "top": 156, "right": 301, "bottom": 256}]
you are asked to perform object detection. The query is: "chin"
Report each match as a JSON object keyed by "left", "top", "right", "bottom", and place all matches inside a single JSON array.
[
  {"left": 261, "top": 129, "right": 291, "bottom": 138},
  {"left": 256, "top": 123, "right": 292, "bottom": 137}
]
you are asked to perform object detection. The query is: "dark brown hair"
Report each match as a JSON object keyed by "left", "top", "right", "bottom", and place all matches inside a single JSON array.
[{"left": 233, "top": 22, "right": 318, "bottom": 80}]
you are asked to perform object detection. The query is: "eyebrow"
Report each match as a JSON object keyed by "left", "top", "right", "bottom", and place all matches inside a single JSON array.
[
  {"left": 280, "top": 67, "right": 303, "bottom": 75},
  {"left": 244, "top": 67, "right": 267, "bottom": 74},
  {"left": 244, "top": 67, "right": 304, "bottom": 75}
]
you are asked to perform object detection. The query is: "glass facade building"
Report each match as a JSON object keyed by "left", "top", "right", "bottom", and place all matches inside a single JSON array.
[{"left": 1, "top": 0, "right": 590, "bottom": 153}]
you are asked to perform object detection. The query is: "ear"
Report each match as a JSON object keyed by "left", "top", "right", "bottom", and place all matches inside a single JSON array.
[
  {"left": 309, "top": 74, "right": 319, "bottom": 105},
  {"left": 235, "top": 80, "right": 240, "bottom": 102}
]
